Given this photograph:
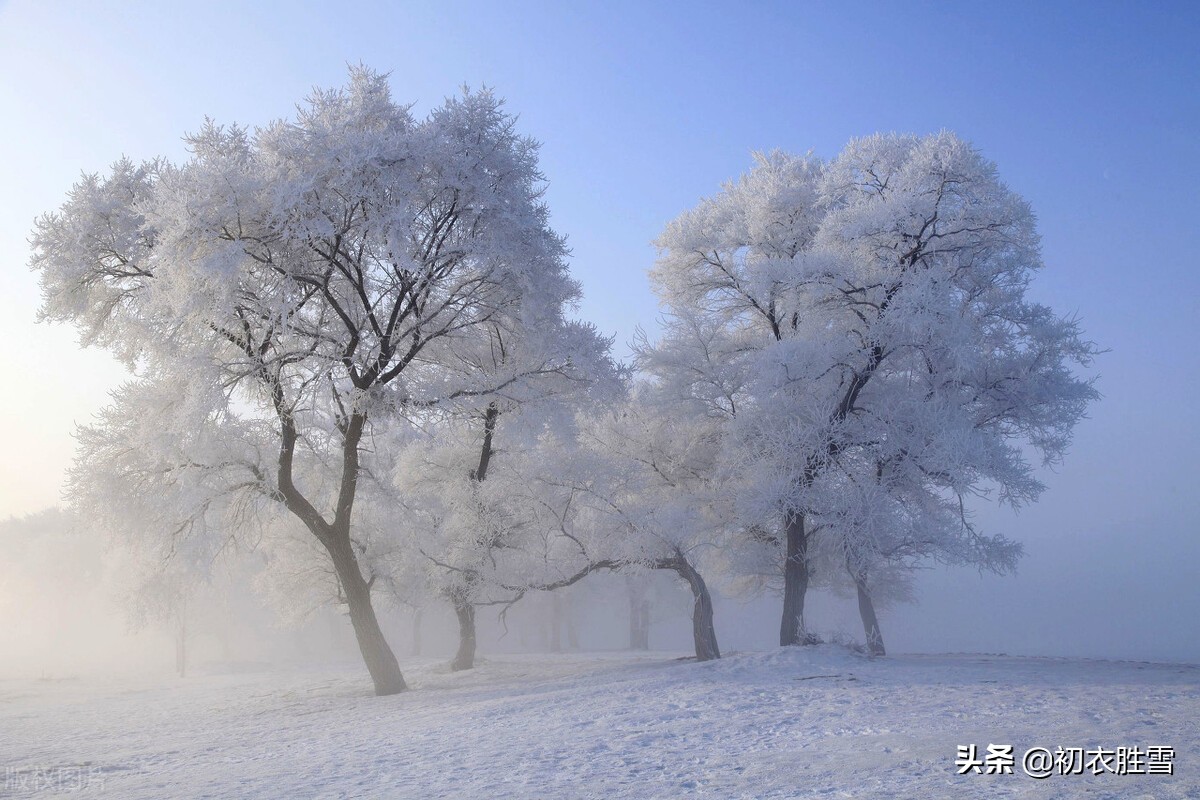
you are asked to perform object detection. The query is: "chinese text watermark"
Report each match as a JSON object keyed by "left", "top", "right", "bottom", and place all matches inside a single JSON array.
[
  {"left": 955, "top": 744, "right": 1175, "bottom": 779},
  {"left": 5, "top": 765, "right": 106, "bottom": 792}
]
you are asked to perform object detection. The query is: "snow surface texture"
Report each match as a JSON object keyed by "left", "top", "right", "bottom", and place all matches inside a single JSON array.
[{"left": 3, "top": 647, "right": 1196, "bottom": 799}]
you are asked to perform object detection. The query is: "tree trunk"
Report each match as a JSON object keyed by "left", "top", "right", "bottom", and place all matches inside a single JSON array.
[
  {"left": 328, "top": 536, "right": 407, "bottom": 695},
  {"left": 637, "top": 601, "right": 650, "bottom": 649},
  {"left": 447, "top": 403, "right": 494, "bottom": 672},
  {"left": 670, "top": 556, "right": 720, "bottom": 661},
  {"left": 566, "top": 594, "right": 579, "bottom": 650},
  {"left": 853, "top": 572, "right": 886, "bottom": 656},
  {"left": 780, "top": 510, "right": 811, "bottom": 646},
  {"left": 550, "top": 592, "right": 563, "bottom": 653},
  {"left": 275, "top": 403, "right": 406, "bottom": 696},
  {"left": 175, "top": 600, "right": 187, "bottom": 678},
  {"left": 411, "top": 606, "right": 423, "bottom": 657},
  {"left": 451, "top": 597, "right": 477, "bottom": 671},
  {"left": 628, "top": 579, "right": 650, "bottom": 650}
]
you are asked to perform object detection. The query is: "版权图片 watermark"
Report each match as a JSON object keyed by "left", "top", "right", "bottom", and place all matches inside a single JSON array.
[{"left": 6, "top": 764, "right": 106, "bottom": 792}]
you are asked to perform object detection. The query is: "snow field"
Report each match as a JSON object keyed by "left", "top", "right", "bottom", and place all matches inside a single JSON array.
[{"left": 2, "top": 647, "right": 1197, "bottom": 799}]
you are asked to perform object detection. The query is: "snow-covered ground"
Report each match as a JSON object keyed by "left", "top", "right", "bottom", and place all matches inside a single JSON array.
[{"left": 3, "top": 647, "right": 1197, "bottom": 799}]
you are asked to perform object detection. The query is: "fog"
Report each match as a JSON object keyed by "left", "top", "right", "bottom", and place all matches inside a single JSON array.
[
  {"left": 0, "top": 509, "right": 690, "bottom": 678},
  {"left": 4, "top": 486, "right": 1197, "bottom": 683}
]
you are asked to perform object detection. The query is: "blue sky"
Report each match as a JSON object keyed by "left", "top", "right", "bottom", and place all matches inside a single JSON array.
[{"left": 1, "top": 0, "right": 1197, "bottom": 659}]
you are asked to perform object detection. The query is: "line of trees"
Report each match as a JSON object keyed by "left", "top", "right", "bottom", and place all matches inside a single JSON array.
[{"left": 31, "top": 69, "right": 1098, "bottom": 694}]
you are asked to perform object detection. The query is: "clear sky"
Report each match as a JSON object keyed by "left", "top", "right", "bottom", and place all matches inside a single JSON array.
[{"left": 1, "top": 0, "right": 1197, "bottom": 660}]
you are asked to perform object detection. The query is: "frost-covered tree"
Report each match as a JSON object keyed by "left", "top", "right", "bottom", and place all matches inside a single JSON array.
[
  {"left": 460, "top": 388, "right": 729, "bottom": 662},
  {"left": 803, "top": 453, "right": 1022, "bottom": 655},
  {"left": 384, "top": 317, "right": 616, "bottom": 671},
  {"left": 575, "top": 389, "right": 728, "bottom": 661},
  {"left": 391, "top": 413, "right": 540, "bottom": 671},
  {"left": 391, "top": 409, "right": 594, "bottom": 668},
  {"left": 32, "top": 69, "right": 590, "bottom": 695},
  {"left": 393, "top": 382, "right": 728, "bottom": 663},
  {"left": 644, "top": 135, "right": 1099, "bottom": 647}
]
